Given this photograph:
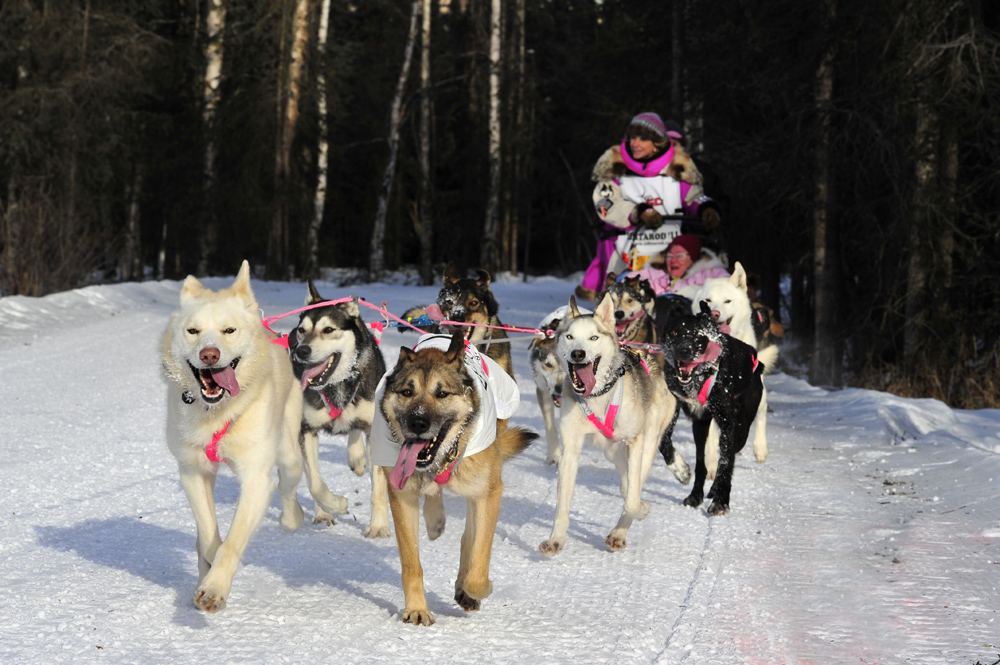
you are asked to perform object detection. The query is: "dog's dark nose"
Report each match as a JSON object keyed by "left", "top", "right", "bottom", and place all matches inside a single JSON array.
[
  {"left": 408, "top": 415, "right": 430, "bottom": 436},
  {"left": 615, "top": 310, "right": 624, "bottom": 320},
  {"left": 294, "top": 344, "right": 311, "bottom": 361},
  {"left": 554, "top": 383, "right": 562, "bottom": 395},
  {"left": 200, "top": 347, "right": 220, "bottom": 366},
  {"left": 570, "top": 349, "right": 587, "bottom": 363}
]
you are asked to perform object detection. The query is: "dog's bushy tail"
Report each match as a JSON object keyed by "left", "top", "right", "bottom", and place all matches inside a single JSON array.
[
  {"left": 758, "top": 344, "right": 779, "bottom": 376},
  {"left": 495, "top": 426, "right": 537, "bottom": 462}
]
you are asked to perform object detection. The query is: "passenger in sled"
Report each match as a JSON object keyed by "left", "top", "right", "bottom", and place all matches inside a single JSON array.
[{"left": 575, "top": 112, "right": 723, "bottom": 302}]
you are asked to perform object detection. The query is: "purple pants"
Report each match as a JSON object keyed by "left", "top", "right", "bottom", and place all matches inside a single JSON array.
[{"left": 581, "top": 224, "right": 628, "bottom": 292}]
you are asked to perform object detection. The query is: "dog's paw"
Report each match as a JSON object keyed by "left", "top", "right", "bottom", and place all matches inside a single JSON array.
[
  {"left": 605, "top": 531, "right": 627, "bottom": 551},
  {"left": 279, "top": 502, "right": 305, "bottom": 533},
  {"left": 312, "top": 512, "right": 336, "bottom": 527},
  {"left": 193, "top": 586, "right": 227, "bottom": 613},
  {"left": 545, "top": 447, "right": 561, "bottom": 466},
  {"left": 753, "top": 439, "right": 768, "bottom": 464},
  {"left": 316, "top": 493, "right": 349, "bottom": 516},
  {"left": 426, "top": 516, "right": 446, "bottom": 541},
  {"left": 364, "top": 522, "right": 391, "bottom": 538},
  {"left": 539, "top": 539, "right": 564, "bottom": 556},
  {"left": 707, "top": 500, "right": 730, "bottom": 517},
  {"left": 683, "top": 492, "right": 704, "bottom": 508},
  {"left": 347, "top": 448, "right": 367, "bottom": 477},
  {"left": 401, "top": 607, "right": 436, "bottom": 626},
  {"left": 455, "top": 589, "right": 481, "bottom": 612},
  {"left": 668, "top": 455, "right": 692, "bottom": 485}
]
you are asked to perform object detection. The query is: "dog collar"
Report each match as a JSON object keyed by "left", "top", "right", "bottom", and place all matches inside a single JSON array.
[
  {"left": 206, "top": 417, "right": 237, "bottom": 463},
  {"left": 318, "top": 376, "right": 362, "bottom": 420},
  {"left": 574, "top": 378, "right": 624, "bottom": 439}
]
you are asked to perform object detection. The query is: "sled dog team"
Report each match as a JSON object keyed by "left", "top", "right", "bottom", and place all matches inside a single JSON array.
[{"left": 161, "top": 261, "right": 777, "bottom": 622}]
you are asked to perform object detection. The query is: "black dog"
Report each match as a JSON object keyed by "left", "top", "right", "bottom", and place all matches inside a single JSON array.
[{"left": 659, "top": 301, "right": 764, "bottom": 515}]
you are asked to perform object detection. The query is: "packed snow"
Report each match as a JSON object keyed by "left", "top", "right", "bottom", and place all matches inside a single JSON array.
[{"left": 1, "top": 272, "right": 998, "bottom": 664}]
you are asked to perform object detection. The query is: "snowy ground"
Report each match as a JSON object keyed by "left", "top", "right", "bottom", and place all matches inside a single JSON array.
[{"left": 1, "top": 272, "right": 998, "bottom": 665}]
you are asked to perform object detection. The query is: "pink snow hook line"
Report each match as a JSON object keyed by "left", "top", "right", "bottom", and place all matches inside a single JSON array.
[
  {"left": 259, "top": 296, "right": 431, "bottom": 342},
  {"left": 438, "top": 319, "right": 554, "bottom": 339},
  {"left": 259, "top": 295, "right": 554, "bottom": 343}
]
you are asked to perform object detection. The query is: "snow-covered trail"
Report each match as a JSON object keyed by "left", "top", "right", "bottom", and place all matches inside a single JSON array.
[{"left": 1, "top": 276, "right": 997, "bottom": 664}]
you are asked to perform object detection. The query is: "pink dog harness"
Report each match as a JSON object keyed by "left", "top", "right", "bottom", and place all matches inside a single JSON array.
[{"left": 206, "top": 418, "right": 236, "bottom": 463}]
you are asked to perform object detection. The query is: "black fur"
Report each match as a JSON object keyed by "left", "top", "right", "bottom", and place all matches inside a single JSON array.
[
  {"left": 288, "top": 286, "right": 386, "bottom": 438},
  {"left": 659, "top": 301, "right": 764, "bottom": 515}
]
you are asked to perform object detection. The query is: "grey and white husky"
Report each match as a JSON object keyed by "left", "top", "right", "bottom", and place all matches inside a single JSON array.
[
  {"left": 538, "top": 294, "right": 691, "bottom": 556},
  {"left": 528, "top": 304, "right": 590, "bottom": 465},
  {"left": 288, "top": 281, "right": 389, "bottom": 537}
]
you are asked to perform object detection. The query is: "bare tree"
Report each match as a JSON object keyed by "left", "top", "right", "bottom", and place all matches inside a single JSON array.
[
  {"left": 369, "top": 0, "right": 421, "bottom": 279},
  {"left": 269, "top": 0, "right": 311, "bottom": 278},
  {"left": 417, "top": 0, "right": 434, "bottom": 285},
  {"left": 480, "top": 0, "right": 502, "bottom": 273},
  {"left": 810, "top": 0, "right": 839, "bottom": 386},
  {"left": 198, "top": 0, "right": 226, "bottom": 275},
  {"left": 305, "top": 0, "right": 334, "bottom": 279}
]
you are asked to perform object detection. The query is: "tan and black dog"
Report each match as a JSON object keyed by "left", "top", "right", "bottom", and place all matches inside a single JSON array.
[
  {"left": 597, "top": 271, "right": 658, "bottom": 346},
  {"left": 403, "top": 263, "right": 514, "bottom": 379},
  {"left": 370, "top": 332, "right": 535, "bottom": 625}
]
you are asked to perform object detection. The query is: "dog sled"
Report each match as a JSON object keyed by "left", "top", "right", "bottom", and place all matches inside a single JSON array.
[{"left": 603, "top": 213, "right": 724, "bottom": 277}]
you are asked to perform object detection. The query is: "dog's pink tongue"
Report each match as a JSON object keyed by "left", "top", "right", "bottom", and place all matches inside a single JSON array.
[
  {"left": 300, "top": 362, "right": 326, "bottom": 391},
  {"left": 390, "top": 442, "right": 428, "bottom": 490},
  {"left": 210, "top": 366, "right": 240, "bottom": 396},
  {"left": 425, "top": 303, "right": 444, "bottom": 321},
  {"left": 575, "top": 363, "right": 597, "bottom": 398},
  {"left": 718, "top": 323, "right": 731, "bottom": 334},
  {"left": 680, "top": 341, "right": 723, "bottom": 372}
]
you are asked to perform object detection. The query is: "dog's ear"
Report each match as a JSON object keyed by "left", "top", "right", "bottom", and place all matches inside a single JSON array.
[
  {"left": 698, "top": 300, "right": 713, "bottom": 316},
  {"left": 475, "top": 269, "right": 492, "bottom": 288},
  {"left": 179, "top": 275, "right": 206, "bottom": 303},
  {"left": 605, "top": 272, "right": 617, "bottom": 288},
  {"left": 229, "top": 260, "right": 256, "bottom": 305},
  {"left": 341, "top": 298, "right": 360, "bottom": 318},
  {"left": 594, "top": 292, "right": 615, "bottom": 329},
  {"left": 444, "top": 331, "right": 466, "bottom": 363},
  {"left": 568, "top": 295, "right": 581, "bottom": 318},
  {"left": 730, "top": 262, "right": 748, "bottom": 293},
  {"left": 396, "top": 346, "right": 418, "bottom": 367},
  {"left": 306, "top": 279, "right": 324, "bottom": 305},
  {"left": 443, "top": 262, "right": 460, "bottom": 284}
]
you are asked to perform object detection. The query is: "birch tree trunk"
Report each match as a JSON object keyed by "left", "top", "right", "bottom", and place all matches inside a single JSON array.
[
  {"left": 198, "top": 0, "right": 225, "bottom": 276},
  {"left": 369, "top": 0, "right": 421, "bottom": 279},
  {"left": 417, "top": 0, "right": 434, "bottom": 285},
  {"left": 305, "top": 0, "right": 333, "bottom": 279},
  {"left": 121, "top": 164, "right": 143, "bottom": 281},
  {"left": 810, "top": 0, "right": 840, "bottom": 387},
  {"left": 480, "top": 0, "right": 502, "bottom": 274},
  {"left": 269, "top": 0, "right": 311, "bottom": 279}
]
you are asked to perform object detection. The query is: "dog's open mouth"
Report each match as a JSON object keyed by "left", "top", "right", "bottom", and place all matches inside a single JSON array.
[
  {"left": 389, "top": 421, "right": 456, "bottom": 490},
  {"left": 676, "top": 341, "right": 723, "bottom": 384},
  {"left": 188, "top": 358, "right": 240, "bottom": 403},
  {"left": 300, "top": 353, "right": 341, "bottom": 390},
  {"left": 551, "top": 392, "right": 562, "bottom": 408},
  {"left": 719, "top": 317, "right": 733, "bottom": 335},
  {"left": 569, "top": 357, "right": 599, "bottom": 398}
]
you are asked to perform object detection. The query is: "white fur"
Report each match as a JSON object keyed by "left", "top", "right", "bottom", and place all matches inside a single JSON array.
[
  {"left": 539, "top": 295, "right": 689, "bottom": 556},
  {"left": 689, "top": 262, "right": 778, "bottom": 478},
  {"left": 161, "top": 261, "right": 304, "bottom": 613}
]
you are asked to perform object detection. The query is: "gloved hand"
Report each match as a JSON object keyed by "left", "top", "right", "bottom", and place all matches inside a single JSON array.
[
  {"left": 700, "top": 207, "right": 721, "bottom": 229},
  {"left": 634, "top": 203, "right": 664, "bottom": 230}
]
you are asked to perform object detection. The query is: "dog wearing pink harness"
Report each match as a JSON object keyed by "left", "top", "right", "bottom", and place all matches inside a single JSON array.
[{"left": 660, "top": 300, "right": 765, "bottom": 516}]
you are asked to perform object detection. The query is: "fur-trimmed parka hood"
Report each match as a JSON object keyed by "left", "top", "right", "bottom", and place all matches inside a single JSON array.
[{"left": 591, "top": 143, "right": 702, "bottom": 186}]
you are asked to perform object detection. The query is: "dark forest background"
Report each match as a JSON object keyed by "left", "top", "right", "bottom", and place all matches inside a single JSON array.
[{"left": 2, "top": 0, "right": 999, "bottom": 407}]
